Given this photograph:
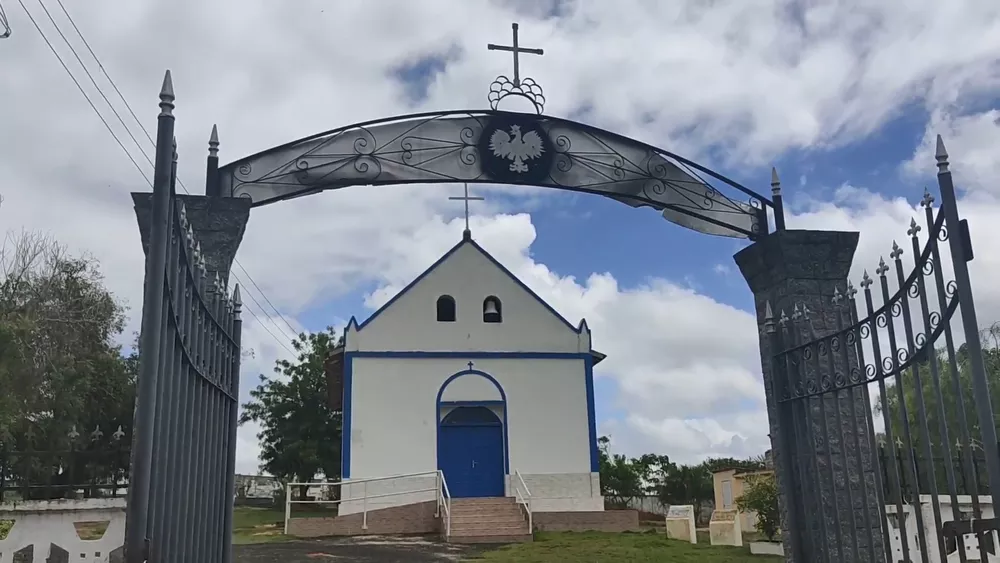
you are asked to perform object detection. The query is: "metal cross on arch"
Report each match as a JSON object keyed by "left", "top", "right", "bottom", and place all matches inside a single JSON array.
[{"left": 487, "top": 22, "right": 543, "bottom": 87}]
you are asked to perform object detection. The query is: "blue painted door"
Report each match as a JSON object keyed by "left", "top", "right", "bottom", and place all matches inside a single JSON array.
[{"left": 438, "top": 408, "right": 505, "bottom": 498}]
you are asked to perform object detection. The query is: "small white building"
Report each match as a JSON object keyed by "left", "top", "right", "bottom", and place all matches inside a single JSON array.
[{"left": 332, "top": 231, "right": 605, "bottom": 514}]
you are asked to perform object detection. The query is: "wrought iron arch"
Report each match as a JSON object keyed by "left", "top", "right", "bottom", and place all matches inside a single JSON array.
[{"left": 215, "top": 110, "right": 777, "bottom": 240}]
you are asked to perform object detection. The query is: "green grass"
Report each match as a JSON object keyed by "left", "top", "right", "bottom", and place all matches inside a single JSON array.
[
  {"left": 232, "top": 505, "right": 341, "bottom": 545},
  {"left": 465, "top": 530, "right": 783, "bottom": 563}
]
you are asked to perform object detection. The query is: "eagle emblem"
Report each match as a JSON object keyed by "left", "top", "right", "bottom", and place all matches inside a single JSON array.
[{"left": 488, "top": 125, "right": 545, "bottom": 173}]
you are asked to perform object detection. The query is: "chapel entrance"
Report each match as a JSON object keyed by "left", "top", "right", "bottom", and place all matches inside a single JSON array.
[{"left": 438, "top": 406, "right": 506, "bottom": 498}]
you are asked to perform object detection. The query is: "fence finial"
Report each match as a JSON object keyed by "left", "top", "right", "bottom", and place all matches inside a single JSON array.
[
  {"left": 920, "top": 187, "right": 935, "bottom": 208},
  {"left": 770, "top": 167, "right": 781, "bottom": 196},
  {"left": 890, "top": 241, "right": 903, "bottom": 260},
  {"left": 209, "top": 124, "right": 220, "bottom": 157},
  {"left": 876, "top": 257, "right": 889, "bottom": 276},
  {"left": 233, "top": 284, "right": 243, "bottom": 321},
  {"left": 935, "top": 134, "right": 949, "bottom": 173},
  {"left": 763, "top": 301, "right": 775, "bottom": 333},
  {"left": 907, "top": 218, "right": 921, "bottom": 237},
  {"left": 860, "top": 270, "right": 873, "bottom": 289},
  {"left": 159, "top": 70, "right": 175, "bottom": 117}
]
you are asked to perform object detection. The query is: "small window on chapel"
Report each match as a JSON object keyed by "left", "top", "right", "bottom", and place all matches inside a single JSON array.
[
  {"left": 483, "top": 296, "right": 502, "bottom": 323},
  {"left": 436, "top": 295, "right": 456, "bottom": 322}
]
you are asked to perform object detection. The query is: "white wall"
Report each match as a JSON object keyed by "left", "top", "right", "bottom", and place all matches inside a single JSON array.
[
  {"left": 345, "top": 242, "right": 590, "bottom": 354},
  {"left": 341, "top": 356, "right": 598, "bottom": 514},
  {"left": 887, "top": 495, "right": 999, "bottom": 562},
  {"left": 0, "top": 498, "right": 126, "bottom": 561}
]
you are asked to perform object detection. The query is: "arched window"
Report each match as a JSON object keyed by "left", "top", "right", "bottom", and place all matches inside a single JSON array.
[
  {"left": 483, "top": 296, "right": 502, "bottom": 323},
  {"left": 436, "top": 295, "right": 456, "bottom": 322}
]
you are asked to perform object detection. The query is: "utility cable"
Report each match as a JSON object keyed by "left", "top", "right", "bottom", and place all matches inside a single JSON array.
[{"left": 18, "top": 0, "right": 299, "bottom": 357}]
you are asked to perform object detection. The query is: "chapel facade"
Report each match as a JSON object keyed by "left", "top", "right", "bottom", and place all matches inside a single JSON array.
[{"left": 325, "top": 232, "right": 605, "bottom": 515}]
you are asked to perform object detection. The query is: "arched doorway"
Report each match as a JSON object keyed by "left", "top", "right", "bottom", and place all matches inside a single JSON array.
[{"left": 437, "top": 406, "right": 505, "bottom": 498}]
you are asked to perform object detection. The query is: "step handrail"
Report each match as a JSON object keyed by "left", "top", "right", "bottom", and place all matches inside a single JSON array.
[
  {"left": 437, "top": 470, "right": 452, "bottom": 539},
  {"left": 513, "top": 469, "right": 532, "bottom": 532},
  {"left": 284, "top": 470, "right": 440, "bottom": 534}
]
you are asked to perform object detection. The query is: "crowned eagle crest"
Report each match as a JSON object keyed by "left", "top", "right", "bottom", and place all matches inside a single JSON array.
[{"left": 488, "top": 125, "right": 545, "bottom": 173}]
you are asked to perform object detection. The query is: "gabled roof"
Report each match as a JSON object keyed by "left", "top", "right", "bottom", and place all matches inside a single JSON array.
[{"left": 355, "top": 233, "right": 583, "bottom": 333}]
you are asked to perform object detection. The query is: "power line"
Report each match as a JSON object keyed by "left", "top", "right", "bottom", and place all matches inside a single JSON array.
[
  {"left": 50, "top": 0, "right": 302, "bottom": 343},
  {"left": 16, "top": 0, "right": 150, "bottom": 186},
  {"left": 18, "top": 0, "right": 300, "bottom": 357}
]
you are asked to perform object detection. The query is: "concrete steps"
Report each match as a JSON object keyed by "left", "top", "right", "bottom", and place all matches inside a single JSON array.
[{"left": 445, "top": 497, "right": 532, "bottom": 544}]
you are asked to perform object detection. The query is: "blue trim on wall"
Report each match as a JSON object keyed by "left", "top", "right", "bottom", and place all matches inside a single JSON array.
[
  {"left": 354, "top": 238, "right": 581, "bottom": 334},
  {"left": 341, "top": 354, "right": 354, "bottom": 479},
  {"left": 584, "top": 354, "right": 599, "bottom": 473},
  {"left": 436, "top": 369, "right": 510, "bottom": 475}
]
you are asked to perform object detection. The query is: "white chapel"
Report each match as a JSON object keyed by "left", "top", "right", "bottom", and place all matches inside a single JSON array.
[{"left": 326, "top": 229, "right": 606, "bottom": 515}]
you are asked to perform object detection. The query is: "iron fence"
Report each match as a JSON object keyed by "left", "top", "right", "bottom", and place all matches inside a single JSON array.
[
  {"left": 0, "top": 425, "right": 130, "bottom": 502},
  {"left": 768, "top": 144, "right": 1000, "bottom": 563}
]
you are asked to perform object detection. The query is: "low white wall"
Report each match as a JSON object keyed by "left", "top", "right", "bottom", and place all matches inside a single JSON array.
[
  {"left": 887, "top": 495, "right": 998, "bottom": 562},
  {"left": 510, "top": 472, "right": 604, "bottom": 512},
  {"left": 0, "top": 498, "right": 126, "bottom": 562}
]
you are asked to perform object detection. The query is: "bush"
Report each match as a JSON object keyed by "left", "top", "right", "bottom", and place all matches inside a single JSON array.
[{"left": 735, "top": 473, "right": 780, "bottom": 541}]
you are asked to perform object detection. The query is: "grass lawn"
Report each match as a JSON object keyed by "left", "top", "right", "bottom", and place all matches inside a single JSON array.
[
  {"left": 232, "top": 506, "right": 338, "bottom": 544},
  {"left": 465, "top": 531, "right": 783, "bottom": 563}
]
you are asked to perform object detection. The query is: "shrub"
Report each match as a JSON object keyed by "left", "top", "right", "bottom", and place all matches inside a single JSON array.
[{"left": 736, "top": 473, "right": 780, "bottom": 541}]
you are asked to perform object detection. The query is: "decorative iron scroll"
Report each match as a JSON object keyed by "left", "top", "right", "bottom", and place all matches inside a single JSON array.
[
  {"left": 219, "top": 110, "right": 771, "bottom": 239},
  {"left": 773, "top": 204, "right": 956, "bottom": 402}
]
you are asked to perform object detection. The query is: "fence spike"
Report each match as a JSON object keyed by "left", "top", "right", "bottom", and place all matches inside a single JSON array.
[
  {"left": 920, "top": 187, "right": 935, "bottom": 208},
  {"left": 907, "top": 217, "right": 921, "bottom": 237},
  {"left": 860, "top": 270, "right": 873, "bottom": 289},
  {"left": 935, "top": 134, "right": 949, "bottom": 172},
  {"left": 890, "top": 241, "right": 903, "bottom": 260},
  {"left": 876, "top": 257, "right": 889, "bottom": 276}
]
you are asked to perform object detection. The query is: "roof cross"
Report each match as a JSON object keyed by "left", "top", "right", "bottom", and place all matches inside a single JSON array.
[
  {"left": 448, "top": 183, "right": 484, "bottom": 238},
  {"left": 487, "top": 23, "right": 543, "bottom": 87}
]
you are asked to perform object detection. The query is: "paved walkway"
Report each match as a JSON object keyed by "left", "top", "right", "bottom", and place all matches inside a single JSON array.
[{"left": 235, "top": 536, "right": 486, "bottom": 562}]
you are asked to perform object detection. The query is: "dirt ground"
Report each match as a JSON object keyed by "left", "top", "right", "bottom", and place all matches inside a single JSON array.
[{"left": 234, "top": 535, "right": 487, "bottom": 563}]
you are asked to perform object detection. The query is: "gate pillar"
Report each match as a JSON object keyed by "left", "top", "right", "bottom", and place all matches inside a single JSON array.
[
  {"left": 133, "top": 193, "right": 251, "bottom": 287},
  {"left": 736, "top": 229, "right": 886, "bottom": 562}
]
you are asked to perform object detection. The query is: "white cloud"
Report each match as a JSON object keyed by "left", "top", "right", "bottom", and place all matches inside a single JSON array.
[{"left": 2, "top": 0, "right": 1000, "bottom": 472}]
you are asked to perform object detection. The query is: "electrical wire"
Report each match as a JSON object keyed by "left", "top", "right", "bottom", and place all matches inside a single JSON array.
[
  {"left": 18, "top": 0, "right": 301, "bottom": 357},
  {"left": 50, "top": 0, "right": 302, "bottom": 343}
]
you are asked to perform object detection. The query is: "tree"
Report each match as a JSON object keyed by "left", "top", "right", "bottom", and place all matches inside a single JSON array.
[
  {"left": 597, "top": 436, "right": 662, "bottom": 507},
  {"left": 876, "top": 322, "right": 1000, "bottom": 452},
  {"left": 736, "top": 472, "right": 780, "bottom": 541},
  {"left": 239, "top": 328, "right": 343, "bottom": 499},
  {"left": 0, "top": 230, "right": 136, "bottom": 498},
  {"left": 656, "top": 463, "right": 713, "bottom": 510}
]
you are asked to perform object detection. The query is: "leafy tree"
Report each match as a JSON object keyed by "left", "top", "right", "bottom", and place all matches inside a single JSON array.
[
  {"left": 736, "top": 472, "right": 780, "bottom": 541},
  {"left": 597, "top": 436, "right": 666, "bottom": 507},
  {"left": 656, "top": 463, "right": 713, "bottom": 510},
  {"left": 239, "top": 328, "right": 343, "bottom": 500},
  {"left": 876, "top": 322, "right": 1000, "bottom": 452},
  {"left": 0, "top": 230, "right": 136, "bottom": 498}
]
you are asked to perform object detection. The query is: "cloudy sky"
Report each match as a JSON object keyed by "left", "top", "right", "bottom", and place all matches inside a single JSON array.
[{"left": 2, "top": 0, "right": 1000, "bottom": 474}]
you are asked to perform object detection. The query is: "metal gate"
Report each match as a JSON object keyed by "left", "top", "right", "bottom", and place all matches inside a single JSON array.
[
  {"left": 770, "top": 139, "right": 1000, "bottom": 562},
  {"left": 123, "top": 72, "right": 244, "bottom": 562}
]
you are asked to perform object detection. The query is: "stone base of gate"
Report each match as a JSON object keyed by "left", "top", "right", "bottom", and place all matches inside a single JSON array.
[{"left": 286, "top": 500, "right": 439, "bottom": 537}]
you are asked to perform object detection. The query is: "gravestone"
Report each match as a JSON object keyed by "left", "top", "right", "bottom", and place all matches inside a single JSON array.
[
  {"left": 709, "top": 509, "right": 742, "bottom": 547},
  {"left": 664, "top": 504, "right": 697, "bottom": 544}
]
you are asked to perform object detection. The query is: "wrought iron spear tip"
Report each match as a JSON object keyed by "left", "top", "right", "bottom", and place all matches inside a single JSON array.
[
  {"left": 860, "top": 270, "right": 873, "bottom": 288},
  {"left": 876, "top": 257, "right": 889, "bottom": 276},
  {"left": 209, "top": 124, "right": 220, "bottom": 157},
  {"left": 158, "top": 69, "right": 175, "bottom": 116},
  {"left": 778, "top": 310, "right": 789, "bottom": 326},
  {"left": 890, "top": 241, "right": 903, "bottom": 260},
  {"left": 832, "top": 287, "right": 844, "bottom": 305},
  {"left": 764, "top": 300, "right": 774, "bottom": 320},
  {"left": 907, "top": 217, "right": 921, "bottom": 237},
  {"left": 846, "top": 280, "right": 858, "bottom": 299},
  {"left": 920, "top": 186, "right": 935, "bottom": 208},
  {"left": 113, "top": 425, "right": 125, "bottom": 440},
  {"left": 770, "top": 167, "right": 781, "bottom": 196},
  {"left": 935, "top": 134, "right": 950, "bottom": 172},
  {"left": 233, "top": 284, "right": 243, "bottom": 319}
]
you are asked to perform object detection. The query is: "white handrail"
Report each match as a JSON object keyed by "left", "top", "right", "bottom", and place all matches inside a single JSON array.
[
  {"left": 513, "top": 469, "right": 532, "bottom": 533},
  {"left": 283, "top": 471, "right": 440, "bottom": 534},
  {"left": 437, "top": 470, "right": 452, "bottom": 539}
]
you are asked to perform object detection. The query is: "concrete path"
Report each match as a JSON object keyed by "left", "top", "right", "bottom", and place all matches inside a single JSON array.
[{"left": 235, "top": 536, "right": 487, "bottom": 562}]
